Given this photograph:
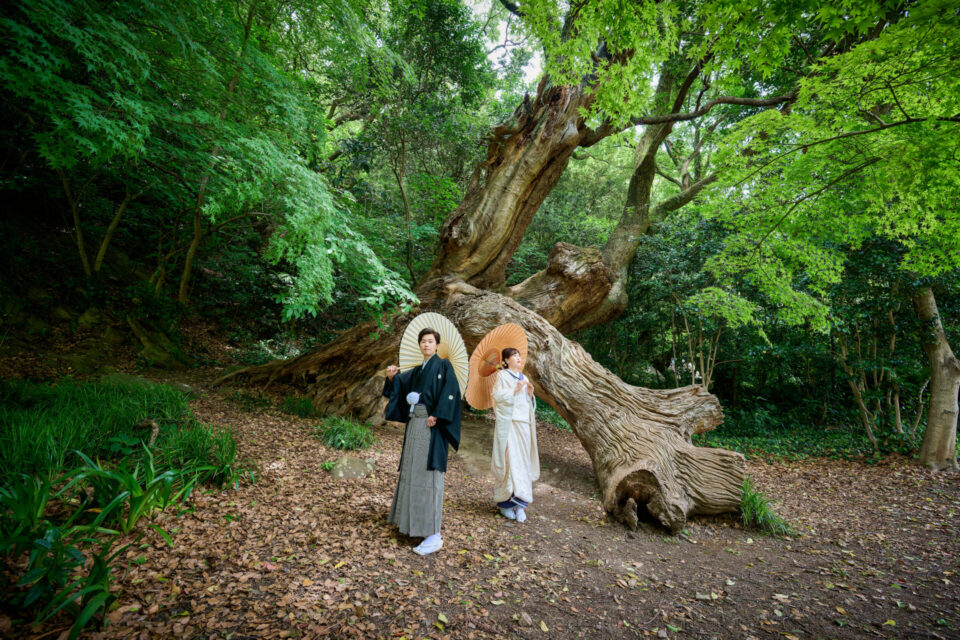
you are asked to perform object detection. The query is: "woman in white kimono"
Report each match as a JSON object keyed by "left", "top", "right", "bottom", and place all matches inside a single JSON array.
[{"left": 491, "top": 347, "right": 539, "bottom": 522}]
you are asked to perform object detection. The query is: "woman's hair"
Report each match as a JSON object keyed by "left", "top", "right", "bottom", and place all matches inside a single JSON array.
[
  {"left": 418, "top": 327, "right": 441, "bottom": 345},
  {"left": 501, "top": 347, "right": 520, "bottom": 367}
]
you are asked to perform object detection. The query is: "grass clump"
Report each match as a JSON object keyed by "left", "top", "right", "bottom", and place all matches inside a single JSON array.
[
  {"left": 0, "top": 377, "right": 247, "bottom": 638},
  {"left": 157, "top": 424, "right": 241, "bottom": 488},
  {"left": 316, "top": 416, "right": 374, "bottom": 451},
  {"left": 281, "top": 395, "right": 317, "bottom": 418},
  {"left": 0, "top": 377, "right": 249, "bottom": 638},
  {"left": 739, "top": 477, "right": 797, "bottom": 537}
]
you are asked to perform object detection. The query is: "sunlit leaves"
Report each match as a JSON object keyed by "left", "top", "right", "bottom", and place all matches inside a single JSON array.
[{"left": 704, "top": 0, "right": 960, "bottom": 329}]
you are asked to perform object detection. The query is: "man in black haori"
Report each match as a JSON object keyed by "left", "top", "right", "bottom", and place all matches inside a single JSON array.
[{"left": 383, "top": 327, "right": 461, "bottom": 555}]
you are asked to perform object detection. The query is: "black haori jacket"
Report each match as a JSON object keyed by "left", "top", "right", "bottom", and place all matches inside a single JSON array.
[{"left": 382, "top": 354, "right": 462, "bottom": 472}]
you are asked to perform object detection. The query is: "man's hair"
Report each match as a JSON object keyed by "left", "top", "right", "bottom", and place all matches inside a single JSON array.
[{"left": 418, "top": 327, "right": 441, "bottom": 344}]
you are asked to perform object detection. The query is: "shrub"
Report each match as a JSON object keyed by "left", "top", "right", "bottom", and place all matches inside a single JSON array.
[
  {"left": 1, "top": 472, "right": 129, "bottom": 640},
  {"left": 316, "top": 416, "right": 375, "bottom": 450},
  {"left": 226, "top": 389, "right": 273, "bottom": 412},
  {"left": 0, "top": 381, "right": 243, "bottom": 637},
  {"left": 739, "top": 477, "right": 797, "bottom": 537},
  {"left": 692, "top": 406, "right": 877, "bottom": 462}
]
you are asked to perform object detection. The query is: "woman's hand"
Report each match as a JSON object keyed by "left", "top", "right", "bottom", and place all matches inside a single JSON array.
[
  {"left": 525, "top": 381, "right": 534, "bottom": 398},
  {"left": 386, "top": 365, "right": 399, "bottom": 380},
  {"left": 514, "top": 381, "right": 524, "bottom": 394},
  {"left": 427, "top": 416, "right": 437, "bottom": 427}
]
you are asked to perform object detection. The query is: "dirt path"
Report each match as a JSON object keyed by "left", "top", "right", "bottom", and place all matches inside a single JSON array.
[{"left": 78, "top": 373, "right": 960, "bottom": 640}]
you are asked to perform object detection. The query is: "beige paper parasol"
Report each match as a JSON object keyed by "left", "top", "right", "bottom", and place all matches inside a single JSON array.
[
  {"left": 398, "top": 312, "right": 469, "bottom": 394},
  {"left": 465, "top": 323, "right": 527, "bottom": 410}
]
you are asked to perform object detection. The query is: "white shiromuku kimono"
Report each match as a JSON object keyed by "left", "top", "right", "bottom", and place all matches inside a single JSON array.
[{"left": 491, "top": 369, "right": 540, "bottom": 507}]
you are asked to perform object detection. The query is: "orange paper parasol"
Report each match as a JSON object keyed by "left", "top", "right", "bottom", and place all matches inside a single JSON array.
[{"left": 465, "top": 323, "right": 527, "bottom": 410}]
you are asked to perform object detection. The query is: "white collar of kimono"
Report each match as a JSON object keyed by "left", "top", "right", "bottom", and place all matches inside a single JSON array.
[{"left": 505, "top": 369, "right": 524, "bottom": 380}]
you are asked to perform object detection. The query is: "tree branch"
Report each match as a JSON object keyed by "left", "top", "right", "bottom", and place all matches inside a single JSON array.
[
  {"left": 733, "top": 116, "right": 960, "bottom": 188},
  {"left": 654, "top": 173, "right": 718, "bottom": 216},
  {"left": 656, "top": 165, "right": 682, "bottom": 187},
  {"left": 631, "top": 93, "right": 797, "bottom": 126}
]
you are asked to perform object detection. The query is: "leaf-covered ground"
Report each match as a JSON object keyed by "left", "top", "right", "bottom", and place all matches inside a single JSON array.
[{"left": 31, "top": 368, "right": 946, "bottom": 640}]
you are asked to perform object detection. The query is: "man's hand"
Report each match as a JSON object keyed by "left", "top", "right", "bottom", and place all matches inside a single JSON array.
[
  {"left": 386, "top": 365, "right": 399, "bottom": 380},
  {"left": 427, "top": 416, "right": 437, "bottom": 427}
]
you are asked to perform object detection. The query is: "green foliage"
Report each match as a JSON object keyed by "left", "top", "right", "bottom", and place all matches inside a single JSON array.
[
  {"left": 0, "top": 378, "right": 244, "bottom": 636},
  {"left": 515, "top": 0, "right": 899, "bottom": 124},
  {"left": 157, "top": 424, "right": 240, "bottom": 489},
  {"left": 739, "top": 477, "right": 797, "bottom": 538},
  {"left": 706, "top": 1, "right": 960, "bottom": 324},
  {"left": 315, "top": 416, "right": 375, "bottom": 451},
  {"left": 0, "top": 0, "right": 419, "bottom": 319},
  {"left": 226, "top": 389, "right": 273, "bottom": 412},
  {"left": 59, "top": 448, "right": 178, "bottom": 535},
  {"left": 536, "top": 403, "right": 570, "bottom": 432},
  {"left": 319, "top": 460, "right": 337, "bottom": 472},
  {"left": 0, "top": 475, "right": 51, "bottom": 549},
  {"left": 684, "top": 287, "right": 763, "bottom": 334},
  {"left": 693, "top": 409, "right": 876, "bottom": 462},
  {"left": 0, "top": 467, "right": 128, "bottom": 638},
  {"left": 281, "top": 396, "right": 317, "bottom": 419},
  {"left": 0, "top": 377, "right": 192, "bottom": 485},
  {"left": 18, "top": 525, "right": 124, "bottom": 638}
]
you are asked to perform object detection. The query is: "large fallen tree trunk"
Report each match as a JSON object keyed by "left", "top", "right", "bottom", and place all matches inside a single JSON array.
[
  {"left": 220, "top": 277, "right": 745, "bottom": 532},
  {"left": 445, "top": 281, "right": 744, "bottom": 532}
]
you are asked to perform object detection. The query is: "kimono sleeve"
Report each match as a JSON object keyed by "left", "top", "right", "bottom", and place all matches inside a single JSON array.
[
  {"left": 383, "top": 367, "right": 416, "bottom": 423},
  {"left": 491, "top": 370, "right": 515, "bottom": 409},
  {"left": 431, "top": 359, "right": 462, "bottom": 452}
]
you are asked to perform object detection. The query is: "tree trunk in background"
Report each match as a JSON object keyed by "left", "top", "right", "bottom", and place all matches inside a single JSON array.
[
  {"left": 913, "top": 287, "right": 959, "bottom": 471},
  {"left": 425, "top": 79, "right": 601, "bottom": 289},
  {"left": 178, "top": 208, "right": 203, "bottom": 304},
  {"left": 94, "top": 189, "right": 136, "bottom": 273},
  {"left": 57, "top": 169, "right": 92, "bottom": 277}
]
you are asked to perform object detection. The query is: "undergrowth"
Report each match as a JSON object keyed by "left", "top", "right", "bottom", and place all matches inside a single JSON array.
[
  {"left": 536, "top": 403, "right": 570, "bottom": 431},
  {"left": 0, "top": 377, "right": 191, "bottom": 483},
  {"left": 692, "top": 406, "right": 906, "bottom": 462},
  {"left": 739, "top": 477, "right": 797, "bottom": 537},
  {"left": 0, "top": 377, "right": 246, "bottom": 637},
  {"left": 281, "top": 395, "right": 317, "bottom": 418},
  {"left": 315, "top": 416, "right": 375, "bottom": 450}
]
